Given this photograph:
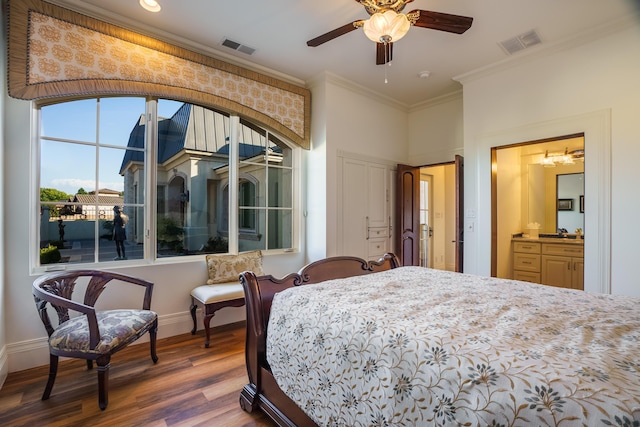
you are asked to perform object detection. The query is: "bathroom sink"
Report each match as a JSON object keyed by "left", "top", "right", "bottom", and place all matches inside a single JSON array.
[{"left": 539, "top": 233, "right": 583, "bottom": 239}]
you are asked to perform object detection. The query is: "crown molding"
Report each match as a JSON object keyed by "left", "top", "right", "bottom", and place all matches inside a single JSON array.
[
  {"left": 308, "top": 71, "right": 410, "bottom": 113},
  {"left": 409, "top": 90, "right": 463, "bottom": 113},
  {"left": 454, "top": 14, "right": 638, "bottom": 85}
]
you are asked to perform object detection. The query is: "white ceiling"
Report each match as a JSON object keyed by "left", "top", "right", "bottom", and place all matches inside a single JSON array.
[{"left": 53, "top": 0, "right": 638, "bottom": 107}]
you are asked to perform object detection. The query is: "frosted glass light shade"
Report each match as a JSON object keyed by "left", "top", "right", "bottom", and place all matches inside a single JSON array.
[{"left": 363, "top": 10, "right": 410, "bottom": 43}]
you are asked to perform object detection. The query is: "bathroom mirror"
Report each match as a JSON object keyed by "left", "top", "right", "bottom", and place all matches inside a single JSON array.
[
  {"left": 527, "top": 164, "right": 584, "bottom": 233},
  {"left": 556, "top": 173, "right": 584, "bottom": 233}
]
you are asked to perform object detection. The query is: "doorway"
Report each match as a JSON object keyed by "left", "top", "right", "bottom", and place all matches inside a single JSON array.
[
  {"left": 419, "top": 165, "right": 456, "bottom": 271},
  {"left": 396, "top": 155, "right": 463, "bottom": 271},
  {"left": 491, "top": 134, "right": 584, "bottom": 280}
]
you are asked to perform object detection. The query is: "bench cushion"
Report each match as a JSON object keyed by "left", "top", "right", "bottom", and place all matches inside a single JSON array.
[
  {"left": 206, "top": 250, "right": 263, "bottom": 284},
  {"left": 191, "top": 282, "right": 244, "bottom": 304}
]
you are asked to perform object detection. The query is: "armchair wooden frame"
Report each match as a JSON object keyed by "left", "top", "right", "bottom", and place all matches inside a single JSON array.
[{"left": 32, "top": 270, "right": 159, "bottom": 410}]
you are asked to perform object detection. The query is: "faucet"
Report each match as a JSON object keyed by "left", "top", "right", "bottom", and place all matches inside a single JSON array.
[{"left": 558, "top": 228, "right": 568, "bottom": 236}]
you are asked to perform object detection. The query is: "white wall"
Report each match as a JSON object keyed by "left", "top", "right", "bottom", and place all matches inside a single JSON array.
[
  {"left": 0, "top": 14, "right": 8, "bottom": 387},
  {"left": 306, "top": 76, "right": 329, "bottom": 263},
  {"left": 495, "top": 148, "right": 523, "bottom": 278},
  {"left": 444, "top": 165, "right": 456, "bottom": 271},
  {"left": 408, "top": 92, "right": 464, "bottom": 166},
  {"left": 430, "top": 166, "right": 447, "bottom": 269},
  {"left": 459, "top": 22, "right": 640, "bottom": 297}
]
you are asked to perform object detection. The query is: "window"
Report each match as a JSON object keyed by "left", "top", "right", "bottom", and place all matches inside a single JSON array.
[{"left": 36, "top": 97, "right": 298, "bottom": 269}]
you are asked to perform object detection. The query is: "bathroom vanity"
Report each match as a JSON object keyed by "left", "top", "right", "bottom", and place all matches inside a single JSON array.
[{"left": 512, "top": 236, "right": 584, "bottom": 290}]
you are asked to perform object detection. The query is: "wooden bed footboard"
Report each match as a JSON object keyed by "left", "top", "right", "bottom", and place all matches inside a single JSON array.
[{"left": 238, "top": 253, "right": 401, "bottom": 426}]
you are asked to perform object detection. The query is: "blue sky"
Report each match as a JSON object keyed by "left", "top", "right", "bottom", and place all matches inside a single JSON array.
[{"left": 40, "top": 97, "right": 182, "bottom": 196}]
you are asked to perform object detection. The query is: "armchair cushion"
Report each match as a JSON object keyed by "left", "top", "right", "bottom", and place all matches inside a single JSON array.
[
  {"left": 206, "top": 250, "right": 263, "bottom": 285},
  {"left": 49, "top": 309, "right": 157, "bottom": 355}
]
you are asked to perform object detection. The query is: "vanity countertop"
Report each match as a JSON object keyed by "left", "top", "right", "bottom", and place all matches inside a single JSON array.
[{"left": 512, "top": 236, "right": 584, "bottom": 245}]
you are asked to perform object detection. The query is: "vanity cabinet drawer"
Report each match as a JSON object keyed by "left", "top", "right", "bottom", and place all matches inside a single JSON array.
[
  {"left": 542, "top": 243, "right": 583, "bottom": 257},
  {"left": 513, "top": 242, "right": 541, "bottom": 254},
  {"left": 514, "top": 253, "right": 541, "bottom": 273},
  {"left": 514, "top": 270, "right": 541, "bottom": 283},
  {"left": 512, "top": 240, "right": 541, "bottom": 283}
]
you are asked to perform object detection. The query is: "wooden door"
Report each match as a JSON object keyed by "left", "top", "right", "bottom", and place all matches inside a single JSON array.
[
  {"left": 572, "top": 258, "right": 584, "bottom": 290},
  {"left": 395, "top": 164, "right": 419, "bottom": 266},
  {"left": 454, "top": 155, "right": 464, "bottom": 272},
  {"left": 397, "top": 158, "right": 464, "bottom": 269}
]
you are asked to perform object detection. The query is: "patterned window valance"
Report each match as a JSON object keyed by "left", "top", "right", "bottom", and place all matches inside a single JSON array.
[{"left": 6, "top": 0, "right": 311, "bottom": 149}]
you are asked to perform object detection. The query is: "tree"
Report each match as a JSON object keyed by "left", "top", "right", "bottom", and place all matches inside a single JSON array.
[
  {"left": 40, "top": 188, "right": 72, "bottom": 218},
  {"left": 77, "top": 187, "right": 87, "bottom": 194},
  {"left": 40, "top": 188, "right": 71, "bottom": 202}
]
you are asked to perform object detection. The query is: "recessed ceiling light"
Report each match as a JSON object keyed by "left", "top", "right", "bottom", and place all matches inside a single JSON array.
[{"left": 139, "top": 0, "right": 161, "bottom": 12}]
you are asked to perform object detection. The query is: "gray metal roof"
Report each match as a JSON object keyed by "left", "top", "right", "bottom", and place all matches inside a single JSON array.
[{"left": 120, "top": 103, "right": 272, "bottom": 174}]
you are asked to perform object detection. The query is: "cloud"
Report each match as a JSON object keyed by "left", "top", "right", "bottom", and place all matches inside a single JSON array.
[{"left": 51, "top": 178, "right": 124, "bottom": 192}]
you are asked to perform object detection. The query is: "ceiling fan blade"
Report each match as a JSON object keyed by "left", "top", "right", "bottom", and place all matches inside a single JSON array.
[
  {"left": 307, "top": 21, "right": 363, "bottom": 47},
  {"left": 409, "top": 10, "right": 473, "bottom": 34},
  {"left": 376, "top": 42, "right": 393, "bottom": 65}
]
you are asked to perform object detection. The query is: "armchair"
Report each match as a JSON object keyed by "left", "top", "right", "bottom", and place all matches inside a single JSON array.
[{"left": 32, "top": 269, "right": 158, "bottom": 410}]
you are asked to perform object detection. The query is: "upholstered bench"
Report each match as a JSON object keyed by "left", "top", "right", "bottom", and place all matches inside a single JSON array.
[{"left": 190, "top": 250, "right": 263, "bottom": 347}]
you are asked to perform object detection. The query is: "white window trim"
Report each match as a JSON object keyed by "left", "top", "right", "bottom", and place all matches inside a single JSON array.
[{"left": 31, "top": 98, "right": 300, "bottom": 273}]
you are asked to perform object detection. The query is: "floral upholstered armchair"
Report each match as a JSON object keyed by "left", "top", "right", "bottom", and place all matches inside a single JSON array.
[{"left": 32, "top": 269, "right": 158, "bottom": 410}]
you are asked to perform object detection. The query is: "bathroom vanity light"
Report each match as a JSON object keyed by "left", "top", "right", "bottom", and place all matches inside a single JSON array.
[
  {"left": 541, "top": 150, "right": 556, "bottom": 167},
  {"left": 540, "top": 147, "right": 583, "bottom": 167}
]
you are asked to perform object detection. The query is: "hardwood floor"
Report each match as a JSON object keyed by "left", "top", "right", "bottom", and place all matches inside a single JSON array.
[{"left": 0, "top": 322, "right": 276, "bottom": 427}]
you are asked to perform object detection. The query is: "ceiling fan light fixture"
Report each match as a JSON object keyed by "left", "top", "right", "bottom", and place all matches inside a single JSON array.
[
  {"left": 363, "top": 10, "right": 410, "bottom": 43},
  {"left": 139, "top": 0, "right": 161, "bottom": 13}
]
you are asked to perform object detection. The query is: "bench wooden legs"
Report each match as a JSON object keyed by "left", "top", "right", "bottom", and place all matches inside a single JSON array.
[
  {"left": 190, "top": 297, "right": 245, "bottom": 348},
  {"left": 190, "top": 302, "right": 199, "bottom": 335}
]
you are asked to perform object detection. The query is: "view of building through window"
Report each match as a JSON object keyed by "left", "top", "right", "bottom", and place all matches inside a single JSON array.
[{"left": 38, "top": 97, "right": 295, "bottom": 267}]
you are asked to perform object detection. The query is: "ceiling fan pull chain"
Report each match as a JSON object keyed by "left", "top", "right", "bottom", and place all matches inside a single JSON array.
[{"left": 384, "top": 41, "right": 389, "bottom": 84}]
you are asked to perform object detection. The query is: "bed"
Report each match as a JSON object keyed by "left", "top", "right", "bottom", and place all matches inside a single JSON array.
[{"left": 238, "top": 253, "right": 640, "bottom": 426}]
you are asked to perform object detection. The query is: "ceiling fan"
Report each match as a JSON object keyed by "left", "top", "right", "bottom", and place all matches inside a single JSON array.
[{"left": 307, "top": 0, "right": 473, "bottom": 65}]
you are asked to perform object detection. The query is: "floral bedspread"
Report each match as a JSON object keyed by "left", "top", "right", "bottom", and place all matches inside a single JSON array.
[{"left": 266, "top": 267, "right": 640, "bottom": 426}]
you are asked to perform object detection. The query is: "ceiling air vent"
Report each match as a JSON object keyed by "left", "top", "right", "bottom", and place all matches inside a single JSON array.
[
  {"left": 499, "top": 29, "right": 542, "bottom": 55},
  {"left": 221, "top": 38, "right": 256, "bottom": 55}
]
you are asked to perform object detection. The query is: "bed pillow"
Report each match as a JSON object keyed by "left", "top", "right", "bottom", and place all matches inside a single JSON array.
[{"left": 206, "top": 250, "right": 263, "bottom": 285}]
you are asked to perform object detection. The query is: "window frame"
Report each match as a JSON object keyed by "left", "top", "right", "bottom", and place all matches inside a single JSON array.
[{"left": 32, "top": 96, "right": 301, "bottom": 272}]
